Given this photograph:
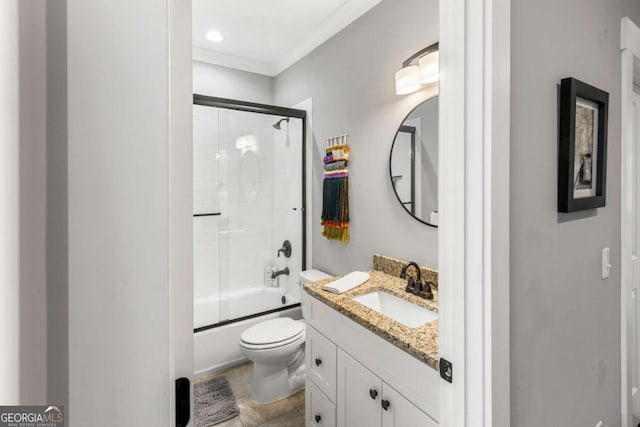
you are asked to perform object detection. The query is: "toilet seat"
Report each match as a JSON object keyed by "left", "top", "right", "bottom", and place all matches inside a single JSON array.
[
  {"left": 240, "top": 318, "right": 305, "bottom": 350},
  {"left": 240, "top": 332, "right": 304, "bottom": 350}
]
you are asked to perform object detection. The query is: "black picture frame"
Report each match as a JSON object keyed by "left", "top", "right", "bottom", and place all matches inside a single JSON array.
[{"left": 558, "top": 77, "right": 609, "bottom": 212}]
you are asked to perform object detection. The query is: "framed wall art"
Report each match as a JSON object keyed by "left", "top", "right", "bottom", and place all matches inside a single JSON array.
[{"left": 558, "top": 77, "right": 609, "bottom": 212}]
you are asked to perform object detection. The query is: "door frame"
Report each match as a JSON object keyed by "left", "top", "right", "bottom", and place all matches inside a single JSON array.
[
  {"left": 170, "top": 0, "right": 513, "bottom": 423},
  {"left": 438, "top": 0, "right": 511, "bottom": 426},
  {"left": 620, "top": 15, "right": 640, "bottom": 427},
  {"left": 169, "top": 0, "right": 193, "bottom": 424}
]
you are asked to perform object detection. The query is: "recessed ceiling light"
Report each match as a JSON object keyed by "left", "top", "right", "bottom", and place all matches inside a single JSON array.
[{"left": 205, "top": 30, "right": 224, "bottom": 43}]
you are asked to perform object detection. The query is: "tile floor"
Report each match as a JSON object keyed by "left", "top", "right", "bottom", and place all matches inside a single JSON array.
[{"left": 194, "top": 362, "right": 305, "bottom": 427}]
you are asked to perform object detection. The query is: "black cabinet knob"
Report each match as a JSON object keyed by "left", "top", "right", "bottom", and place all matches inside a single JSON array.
[
  {"left": 315, "top": 358, "right": 322, "bottom": 366},
  {"left": 369, "top": 388, "right": 378, "bottom": 399},
  {"left": 315, "top": 414, "right": 322, "bottom": 423},
  {"left": 381, "top": 399, "right": 390, "bottom": 411}
]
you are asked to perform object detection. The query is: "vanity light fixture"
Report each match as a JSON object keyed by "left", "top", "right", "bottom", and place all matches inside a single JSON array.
[
  {"left": 205, "top": 30, "right": 224, "bottom": 43},
  {"left": 395, "top": 42, "right": 439, "bottom": 95},
  {"left": 419, "top": 50, "right": 439, "bottom": 83},
  {"left": 395, "top": 65, "right": 421, "bottom": 95}
]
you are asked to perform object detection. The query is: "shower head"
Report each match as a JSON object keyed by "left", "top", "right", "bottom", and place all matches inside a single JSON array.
[{"left": 273, "top": 118, "right": 290, "bottom": 130}]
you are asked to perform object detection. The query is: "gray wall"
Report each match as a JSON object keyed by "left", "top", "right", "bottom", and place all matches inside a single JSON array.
[
  {"left": 18, "top": 0, "right": 48, "bottom": 405},
  {"left": 46, "top": 0, "right": 69, "bottom": 409},
  {"left": 0, "top": 0, "right": 22, "bottom": 403},
  {"left": 0, "top": 0, "right": 69, "bottom": 408},
  {"left": 0, "top": 0, "right": 49, "bottom": 404},
  {"left": 0, "top": 0, "right": 49, "bottom": 405},
  {"left": 274, "top": 0, "right": 439, "bottom": 274},
  {"left": 510, "top": 1, "right": 640, "bottom": 426},
  {"left": 193, "top": 61, "right": 273, "bottom": 104}
]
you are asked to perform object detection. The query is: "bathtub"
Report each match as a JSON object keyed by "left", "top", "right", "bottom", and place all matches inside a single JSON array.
[
  {"left": 194, "top": 285, "right": 299, "bottom": 329},
  {"left": 194, "top": 286, "right": 301, "bottom": 376}
]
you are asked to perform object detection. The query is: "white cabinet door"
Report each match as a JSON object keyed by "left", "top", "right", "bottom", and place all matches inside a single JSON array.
[
  {"left": 382, "top": 383, "right": 438, "bottom": 427},
  {"left": 306, "top": 379, "right": 336, "bottom": 427},
  {"left": 337, "top": 349, "right": 382, "bottom": 427}
]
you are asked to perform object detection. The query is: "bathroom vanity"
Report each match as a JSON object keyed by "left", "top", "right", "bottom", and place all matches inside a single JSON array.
[{"left": 302, "top": 269, "right": 439, "bottom": 427}]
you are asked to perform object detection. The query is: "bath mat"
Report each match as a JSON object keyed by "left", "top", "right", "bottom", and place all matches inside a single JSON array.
[{"left": 194, "top": 376, "right": 240, "bottom": 427}]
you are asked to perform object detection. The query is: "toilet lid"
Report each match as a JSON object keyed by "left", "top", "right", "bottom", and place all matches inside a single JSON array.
[{"left": 240, "top": 318, "right": 304, "bottom": 346}]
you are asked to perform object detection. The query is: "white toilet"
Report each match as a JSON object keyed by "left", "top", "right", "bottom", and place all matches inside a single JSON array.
[{"left": 239, "top": 269, "right": 331, "bottom": 403}]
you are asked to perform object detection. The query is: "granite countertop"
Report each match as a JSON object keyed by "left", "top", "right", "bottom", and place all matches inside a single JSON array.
[{"left": 304, "top": 270, "right": 439, "bottom": 369}]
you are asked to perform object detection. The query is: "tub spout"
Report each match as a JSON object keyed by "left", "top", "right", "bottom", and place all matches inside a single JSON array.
[{"left": 271, "top": 267, "right": 290, "bottom": 279}]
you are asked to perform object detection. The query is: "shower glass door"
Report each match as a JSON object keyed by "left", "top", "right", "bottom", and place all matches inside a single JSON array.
[{"left": 193, "top": 96, "right": 305, "bottom": 330}]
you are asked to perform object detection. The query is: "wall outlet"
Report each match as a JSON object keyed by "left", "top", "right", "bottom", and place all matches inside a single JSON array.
[{"left": 602, "top": 248, "right": 611, "bottom": 279}]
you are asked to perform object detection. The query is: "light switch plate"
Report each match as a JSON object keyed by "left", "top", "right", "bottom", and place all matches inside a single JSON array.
[{"left": 602, "top": 248, "right": 611, "bottom": 279}]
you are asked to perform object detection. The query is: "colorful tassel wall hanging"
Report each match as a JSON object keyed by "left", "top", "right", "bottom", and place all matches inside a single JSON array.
[{"left": 321, "top": 135, "right": 350, "bottom": 243}]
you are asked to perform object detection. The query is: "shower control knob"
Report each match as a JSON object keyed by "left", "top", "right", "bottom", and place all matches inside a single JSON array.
[
  {"left": 277, "top": 240, "right": 292, "bottom": 258},
  {"left": 315, "top": 358, "right": 322, "bottom": 366},
  {"left": 315, "top": 414, "right": 322, "bottom": 423}
]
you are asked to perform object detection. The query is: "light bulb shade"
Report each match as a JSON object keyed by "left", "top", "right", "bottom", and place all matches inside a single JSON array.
[
  {"left": 419, "top": 51, "right": 439, "bottom": 83},
  {"left": 395, "top": 65, "right": 421, "bottom": 95}
]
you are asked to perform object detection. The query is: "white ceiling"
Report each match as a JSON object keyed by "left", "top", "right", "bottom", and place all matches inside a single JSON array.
[{"left": 193, "top": 0, "right": 383, "bottom": 76}]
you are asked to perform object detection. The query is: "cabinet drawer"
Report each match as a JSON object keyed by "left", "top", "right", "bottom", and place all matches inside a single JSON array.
[
  {"left": 306, "top": 325, "right": 337, "bottom": 403},
  {"left": 306, "top": 379, "right": 336, "bottom": 427}
]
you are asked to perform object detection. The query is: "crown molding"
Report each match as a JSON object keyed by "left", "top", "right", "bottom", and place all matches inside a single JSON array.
[{"left": 192, "top": 46, "right": 277, "bottom": 76}]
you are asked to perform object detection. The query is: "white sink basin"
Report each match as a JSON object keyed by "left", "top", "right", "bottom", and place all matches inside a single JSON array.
[{"left": 352, "top": 291, "right": 438, "bottom": 328}]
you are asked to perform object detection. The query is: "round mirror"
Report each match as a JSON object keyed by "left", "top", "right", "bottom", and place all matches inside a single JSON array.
[{"left": 389, "top": 95, "right": 438, "bottom": 227}]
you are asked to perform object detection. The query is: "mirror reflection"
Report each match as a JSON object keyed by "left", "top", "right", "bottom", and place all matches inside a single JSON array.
[{"left": 389, "top": 96, "right": 439, "bottom": 227}]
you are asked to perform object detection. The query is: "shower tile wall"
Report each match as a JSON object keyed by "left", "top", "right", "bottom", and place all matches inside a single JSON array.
[
  {"left": 225, "top": 109, "right": 275, "bottom": 311},
  {"left": 271, "top": 117, "right": 303, "bottom": 304}
]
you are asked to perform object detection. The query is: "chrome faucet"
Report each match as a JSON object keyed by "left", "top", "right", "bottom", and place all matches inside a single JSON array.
[
  {"left": 400, "top": 262, "right": 433, "bottom": 300},
  {"left": 271, "top": 267, "right": 290, "bottom": 280}
]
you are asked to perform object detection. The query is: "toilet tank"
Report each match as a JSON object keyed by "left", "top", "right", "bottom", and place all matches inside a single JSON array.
[
  {"left": 299, "top": 269, "right": 331, "bottom": 286},
  {"left": 299, "top": 270, "right": 331, "bottom": 321}
]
